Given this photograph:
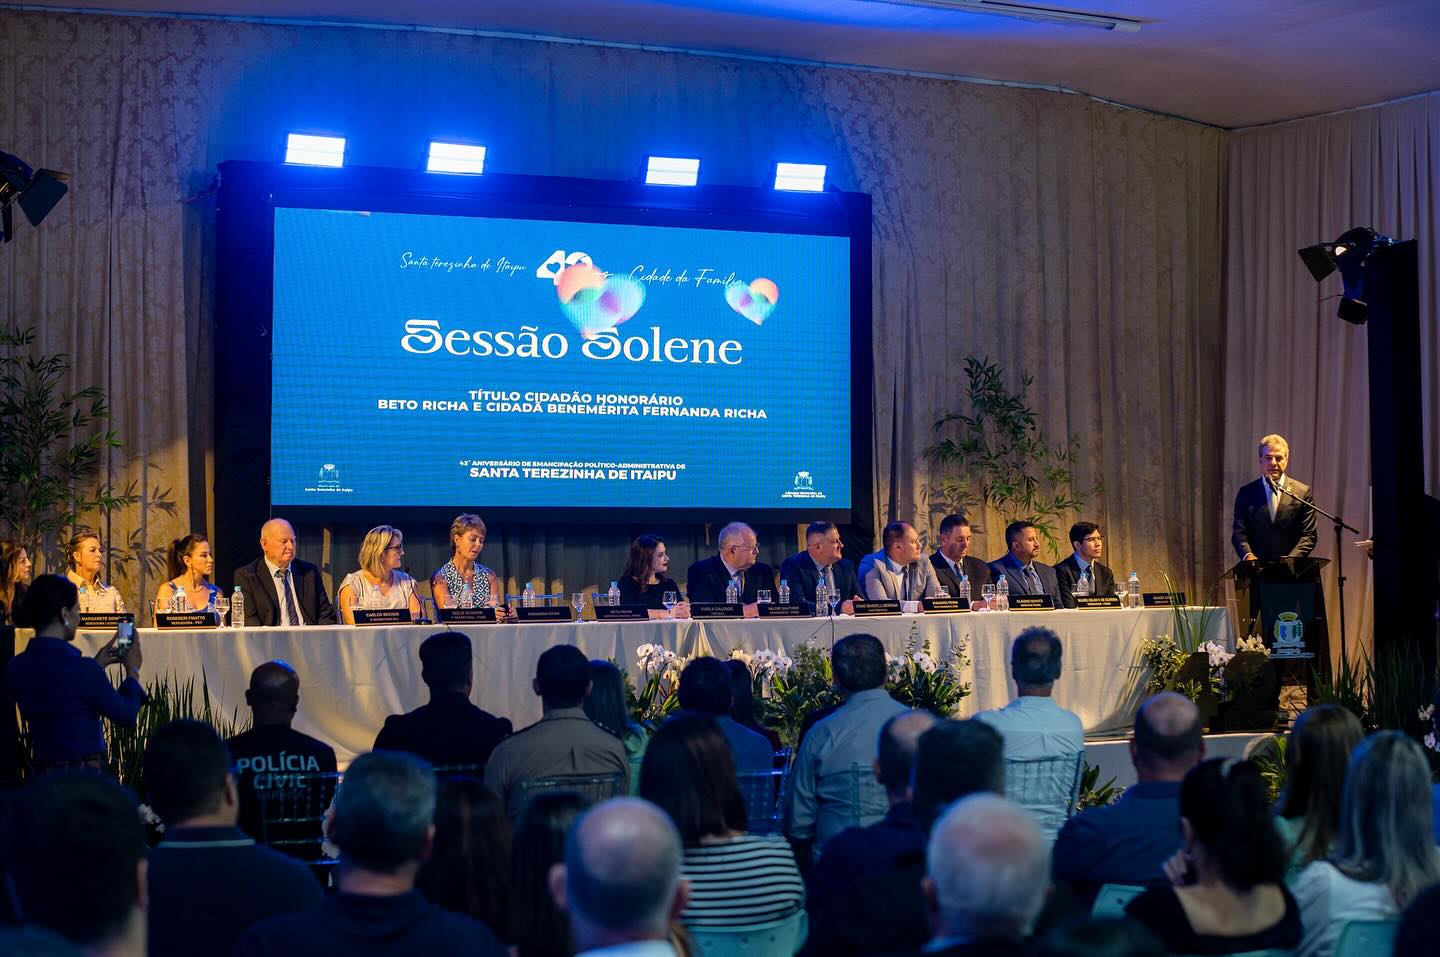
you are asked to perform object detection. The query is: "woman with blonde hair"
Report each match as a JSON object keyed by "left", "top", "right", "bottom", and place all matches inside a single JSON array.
[
  {"left": 431, "top": 513, "right": 507, "bottom": 616},
  {"left": 65, "top": 527, "right": 125, "bottom": 613},
  {"left": 153, "top": 533, "right": 220, "bottom": 612},
  {"left": 0, "top": 539, "right": 33, "bottom": 625},
  {"left": 1274, "top": 703, "right": 1364, "bottom": 878},
  {"left": 336, "top": 525, "right": 422, "bottom": 624}
]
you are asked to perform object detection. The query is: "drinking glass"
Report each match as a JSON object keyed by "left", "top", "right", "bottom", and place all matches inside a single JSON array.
[
  {"left": 214, "top": 596, "right": 230, "bottom": 628},
  {"left": 571, "top": 592, "right": 586, "bottom": 620},
  {"left": 663, "top": 590, "right": 679, "bottom": 614},
  {"left": 938, "top": 586, "right": 950, "bottom": 598},
  {"left": 980, "top": 584, "right": 996, "bottom": 611},
  {"left": 1114, "top": 587, "right": 1128, "bottom": 607},
  {"left": 829, "top": 591, "right": 841, "bottom": 617},
  {"left": 757, "top": 590, "right": 772, "bottom": 605}
]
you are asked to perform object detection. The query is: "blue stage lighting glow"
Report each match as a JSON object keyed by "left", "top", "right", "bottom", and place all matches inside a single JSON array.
[
  {"left": 645, "top": 156, "right": 700, "bottom": 187},
  {"left": 285, "top": 133, "right": 346, "bottom": 168},
  {"left": 427, "top": 141, "right": 487, "bottom": 174},
  {"left": 774, "top": 162, "right": 826, "bottom": 192}
]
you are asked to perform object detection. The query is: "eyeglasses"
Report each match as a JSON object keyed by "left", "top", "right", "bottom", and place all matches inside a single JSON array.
[
  {"left": 728, "top": 544, "right": 760, "bottom": 553},
  {"left": 385, "top": 544, "right": 405, "bottom": 552},
  {"left": 1081, "top": 535, "right": 1103, "bottom": 544}
]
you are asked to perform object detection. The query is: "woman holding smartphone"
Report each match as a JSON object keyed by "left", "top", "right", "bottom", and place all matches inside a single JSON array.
[{"left": 8, "top": 574, "right": 145, "bottom": 773}]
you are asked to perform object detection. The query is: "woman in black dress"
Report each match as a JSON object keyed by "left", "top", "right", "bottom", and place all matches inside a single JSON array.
[{"left": 616, "top": 534, "right": 690, "bottom": 619}]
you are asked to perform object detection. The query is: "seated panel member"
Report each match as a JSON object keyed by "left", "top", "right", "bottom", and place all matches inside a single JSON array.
[
  {"left": 988, "top": 520, "right": 1063, "bottom": 605},
  {"left": 431, "top": 512, "right": 510, "bottom": 620},
  {"left": 929, "top": 513, "right": 991, "bottom": 600},
  {"left": 616, "top": 534, "right": 691, "bottom": 619},
  {"left": 154, "top": 533, "right": 221, "bottom": 612},
  {"left": 685, "top": 522, "right": 777, "bottom": 617},
  {"left": 65, "top": 527, "right": 126, "bottom": 614},
  {"left": 1055, "top": 521, "right": 1117, "bottom": 607},
  {"left": 778, "top": 521, "right": 862, "bottom": 614},
  {"left": 337, "top": 525, "right": 423, "bottom": 624},
  {"left": 232, "top": 519, "right": 335, "bottom": 627},
  {"left": 857, "top": 521, "right": 943, "bottom": 601},
  {"left": 1231, "top": 433, "right": 1318, "bottom": 562}
]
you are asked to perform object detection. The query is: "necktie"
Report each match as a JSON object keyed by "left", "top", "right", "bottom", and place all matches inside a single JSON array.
[
  {"left": 902, "top": 568, "right": 911, "bottom": 601},
  {"left": 1026, "top": 565, "right": 1042, "bottom": 594},
  {"left": 276, "top": 568, "right": 302, "bottom": 626},
  {"left": 823, "top": 564, "right": 835, "bottom": 595},
  {"left": 737, "top": 570, "right": 745, "bottom": 598},
  {"left": 1268, "top": 481, "right": 1279, "bottom": 520}
]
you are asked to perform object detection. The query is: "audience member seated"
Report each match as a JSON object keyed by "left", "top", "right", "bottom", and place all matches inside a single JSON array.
[
  {"left": 6, "top": 772, "right": 148, "bottom": 957},
  {"left": 584, "top": 659, "right": 649, "bottom": 792},
  {"left": 144, "top": 719, "right": 322, "bottom": 957},
  {"left": 484, "top": 644, "right": 629, "bottom": 823},
  {"left": 802, "top": 710, "right": 936, "bottom": 957},
  {"left": 510, "top": 792, "right": 588, "bottom": 957},
  {"left": 919, "top": 794, "right": 1049, "bottom": 957},
  {"left": 1031, "top": 917, "right": 1167, "bottom": 957},
  {"left": 987, "top": 520, "right": 1063, "bottom": 606},
  {"left": 640, "top": 714, "right": 804, "bottom": 930},
  {"left": 0, "top": 538, "right": 33, "bottom": 625},
  {"left": 1127, "top": 758, "right": 1300, "bottom": 953},
  {"left": 236, "top": 751, "right": 507, "bottom": 956},
  {"left": 685, "top": 522, "right": 776, "bottom": 617},
  {"left": 788, "top": 633, "right": 908, "bottom": 851},
  {"left": 1292, "top": 731, "right": 1440, "bottom": 957},
  {"left": 1395, "top": 881, "right": 1440, "bottom": 957},
  {"left": 550, "top": 798, "right": 691, "bottom": 957},
  {"left": 1053, "top": 522, "right": 1116, "bottom": 607},
  {"left": 153, "top": 533, "right": 221, "bottom": 613},
  {"left": 232, "top": 518, "right": 336, "bottom": 626},
  {"left": 724, "top": 658, "right": 783, "bottom": 754},
  {"left": 1051, "top": 692, "right": 1204, "bottom": 905},
  {"left": 374, "top": 631, "right": 512, "bottom": 768},
  {"left": 430, "top": 513, "right": 508, "bottom": 617},
  {"left": 857, "top": 521, "right": 943, "bottom": 602},
  {"left": 416, "top": 778, "right": 511, "bottom": 938},
  {"left": 975, "top": 627, "right": 1085, "bottom": 839},
  {"left": 1273, "top": 703, "right": 1363, "bottom": 879},
  {"left": 778, "top": 521, "right": 862, "bottom": 614},
  {"left": 64, "top": 526, "right": 126, "bottom": 613},
  {"left": 616, "top": 534, "right": 691, "bottom": 618},
  {"left": 227, "top": 660, "right": 339, "bottom": 839},
  {"left": 909, "top": 718, "right": 1006, "bottom": 829},
  {"left": 8, "top": 574, "right": 145, "bottom": 772},
  {"left": 337, "top": 525, "right": 423, "bottom": 624},
  {"left": 675, "top": 656, "right": 773, "bottom": 772}
]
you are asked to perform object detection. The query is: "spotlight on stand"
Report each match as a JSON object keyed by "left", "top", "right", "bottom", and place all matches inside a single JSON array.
[
  {"left": 0, "top": 151, "right": 69, "bottom": 244},
  {"left": 1298, "top": 226, "right": 1394, "bottom": 325}
]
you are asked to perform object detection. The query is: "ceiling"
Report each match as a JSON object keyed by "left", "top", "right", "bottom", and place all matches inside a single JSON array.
[{"left": 15, "top": 0, "right": 1440, "bottom": 127}]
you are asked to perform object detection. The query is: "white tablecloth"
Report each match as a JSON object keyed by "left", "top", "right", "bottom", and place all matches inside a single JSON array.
[{"left": 76, "top": 607, "right": 1229, "bottom": 764}]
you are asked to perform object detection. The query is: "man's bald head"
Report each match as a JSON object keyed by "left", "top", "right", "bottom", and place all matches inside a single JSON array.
[
  {"left": 554, "top": 798, "right": 684, "bottom": 946},
  {"left": 876, "top": 710, "right": 937, "bottom": 798},
  {"left": 1132, "top": 692, "right": 1204, "bottom": 780},
  {"left": 259, "top": 518, "right": 298, "bottom": 568},
  {"left": 926, "top": 794, "right": 1048, "bottom": 941},
  {"left": 247, "top": 660, "right": 300, "bottom": 725}
]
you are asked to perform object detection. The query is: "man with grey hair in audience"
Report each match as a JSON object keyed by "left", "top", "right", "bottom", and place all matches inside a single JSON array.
[
  {"left": 235, "top": 751, "right": 507, "bottom": 956},
  {"left": 550, "top": 797, "right": 690, "bottom": 957},
  {"left": 919, "top": 793, "right": 1049, "bottom": 956}
]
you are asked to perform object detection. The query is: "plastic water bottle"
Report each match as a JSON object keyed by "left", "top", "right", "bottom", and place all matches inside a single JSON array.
[
  {"left": 1128, "top": 572, "right": 1141, "bottom": 608},
  {"left": 725, "top": 577, "right": 740, "bottom": 604},
  {"left": 231, "top": 586, "right": 245, "bottom": 628},
  {"left": 778, "top": 579, "right": 790, "bottom": 605},
  {"left": 170, "top": 581, "right": 187, "bottom": 613},
  {"left": 522, "top": 582, "right": 537, "bottom": 608},
  {"left": 996, "top": 574, "right": 1009, "bottom": 611},
  {"left": 958, "top": 574, "right": 971, "bottom": 606},
  {"left": 608, "top": 580, "right": 621, "bottom": 607},
  {"left": 1075, "top": 574, "right": 1091, "bottom": 597},
  {"left": 459, "top": 581, "right": 474, "bottom": 608}
]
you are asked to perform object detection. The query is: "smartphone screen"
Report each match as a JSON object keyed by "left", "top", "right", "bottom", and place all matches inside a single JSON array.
[{"left": 116, "top": 621, "right": 135, "bottom": 654}]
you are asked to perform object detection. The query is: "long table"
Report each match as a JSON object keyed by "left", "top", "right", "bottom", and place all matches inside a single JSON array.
[{"left": 76, "top": 607, "right": 1230, "bottom": 764}]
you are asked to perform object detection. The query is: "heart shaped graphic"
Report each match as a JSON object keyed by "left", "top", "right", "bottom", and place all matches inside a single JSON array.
[
  {"left": 557, "top": 263, "right": 645, "bottom": 337},
  {"left": 725, "top": 277, "right": 779, "bottom": 325}
]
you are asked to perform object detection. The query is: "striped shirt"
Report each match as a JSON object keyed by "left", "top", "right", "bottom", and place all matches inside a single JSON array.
[{"left": 680, "top": 835, "right": 805, "bottom": 928}]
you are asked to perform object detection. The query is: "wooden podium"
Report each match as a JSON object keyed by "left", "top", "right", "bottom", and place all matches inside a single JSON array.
[{"left": 1225, "top": 557, "right": 1330, "bottom": 669}]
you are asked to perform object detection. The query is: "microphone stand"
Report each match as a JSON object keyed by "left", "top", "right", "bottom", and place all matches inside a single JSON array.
[{"left": 1271, "top": 478, "right": 1360, "bottom": 663}]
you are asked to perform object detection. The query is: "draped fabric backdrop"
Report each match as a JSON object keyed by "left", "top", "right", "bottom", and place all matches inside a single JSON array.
[
  {"left": 1226, "top": 93, "right": 1440, "bottom": 666},
  {"left": 4, "top": 10, "right": 1229, "bottom": 620}
]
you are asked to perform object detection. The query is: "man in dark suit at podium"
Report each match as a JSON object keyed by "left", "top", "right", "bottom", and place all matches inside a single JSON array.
[
  {"left": 1231, "top": 434, "right": 1318, "bottom": 562},
  {"left": 686, "top": 522, "right": 777, "bottom": 617},
  {"left": 778, "top": 521, "right": 862, "bottom": 615},
  {"left": 232, "top": 518, "right": 336, "bottom": 627},
  {"left": 1055, "top": 521, "right": 1117, "bottom": 607},
  {"left": 929, "top": 513, "right": 991, "bottom": 599}
]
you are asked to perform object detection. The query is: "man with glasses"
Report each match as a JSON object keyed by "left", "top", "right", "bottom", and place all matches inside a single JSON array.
[
  {"left": 685, "top": 522, "right": 776, "bottom": 617},
  {"left": 1054, "top": 522, "right": 1116, "bottom": 608}
]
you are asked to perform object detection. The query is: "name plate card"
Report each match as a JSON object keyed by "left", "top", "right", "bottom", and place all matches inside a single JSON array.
[
  {"left": 352, "top": 608, "right": 413, "bottom": 626},
  {"left": 1074, "top": 595, "right": 1122, "bottom": 609},
  {"left": 1009, "top": 595, "right": 1056, "bottom": 611},
  {"left": 853, "top": 600, "right": 901, "bottom": 617},
  {"left": 691, "top": 602, "right": 743, "bottom": 619},
  {"left": 594, "top": 605, "right": 649, "bottom": 622},
  {"left": 1143, "top": 592, "right": 1185, "bottom": 607},
  {"left": 516, "top": 606, "right": 574, "bottom": 623},
  {"left": 156, "top": 611, "right": 220, "bottom": 629},
  {"left": 78, "top": 613, "right": 135, "bottom": 631},
  {"left": 438, "top": 607, "right": 498, "bottom": 624},
  {"left": 921, "top": 597, "right": 967, "bottom": 614},
  {"left": 758, "top": 603, "right": 806, "bottom": 618}
]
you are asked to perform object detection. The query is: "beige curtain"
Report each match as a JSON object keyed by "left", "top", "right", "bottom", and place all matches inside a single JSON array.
[
  {"left": 1, "top": 10, "right": 1227, "bottom": 611},
  {"left": 1225, "top": 92, "right": 1440, "bottom": 664}
]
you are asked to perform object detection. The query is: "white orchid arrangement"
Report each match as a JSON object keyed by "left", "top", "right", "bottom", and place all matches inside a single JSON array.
[
  {"left": 1419, "top": 704, "right": 1437, "bottom": 753},
  {"left": 635, "top": 642, "right": 686, "bottom": 684},
  {"left": 1236, "top": 634, "right": 1270, "bottom": 656},
  {"left": 729, "top": 646, "right": 794, "bottom": 679}
]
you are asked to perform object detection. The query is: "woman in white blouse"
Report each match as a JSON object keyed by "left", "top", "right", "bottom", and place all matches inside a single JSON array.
[
  {"left": 65, "top": 527, "right": 125, "bottom": 614},
  {"left": 1292, "top": 731, "right": 1440, "bottom": 957},
  {"left": 337, "top": 525, "right": 422, "bottom": 624}
]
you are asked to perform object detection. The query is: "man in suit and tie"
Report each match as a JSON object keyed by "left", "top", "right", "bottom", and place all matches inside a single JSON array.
[
  {"left": 1232, "top": 434, "right": 1318, "bottom": 562},
  {"left": 232, "top": 518, "right": 336, "bottom": 627},
  {"left": 929, "top": 513, "right": 992, "bottom": 602},
  {"left": 858, "top": 521, "right": 943, "bottom": 602},
  {"left": 1054, "top": 521, "right": 1117, "bottom": 607},
  {"left": 685, "top": 521, "right": 777, "bottom": 618},
  {"left": 988, "top": 521, "right": 1063, "bottom": 606},
  {"left": 779, "top": 521, "right": 863, "bottom": 615}
]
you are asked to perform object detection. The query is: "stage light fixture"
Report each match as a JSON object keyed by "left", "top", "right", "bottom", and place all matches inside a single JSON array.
[
  {"left": 1297, "top": 226, "right": 1393, "bottom": 325},
  {"left": 645, "top": 156, "right": 700, "bottom": 187},
  {"left": 0, "top": 151, "right": 69, "bottom": 244},
  {"left": 774, "top": 163, "right": 827, "bottom": 192},
  {"left": 427, "top": 141, "right": 487, "bottom": 175},
  {"left": 285, "top": 133, "right": 347, "bottom": 168}
]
